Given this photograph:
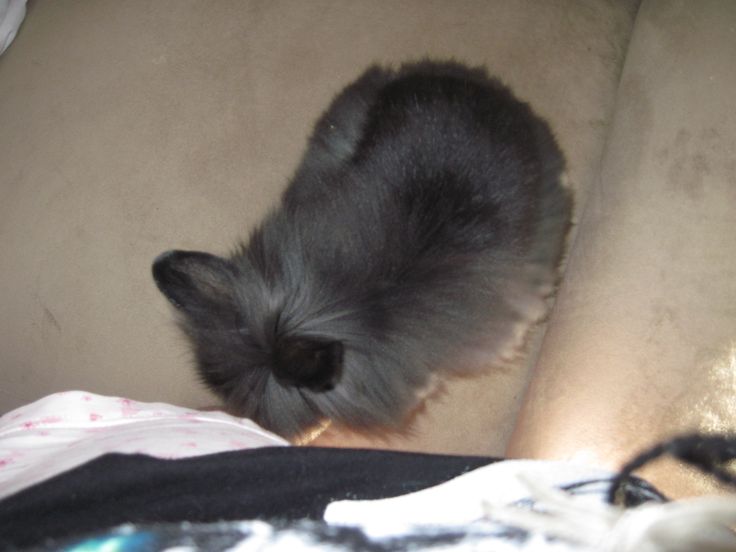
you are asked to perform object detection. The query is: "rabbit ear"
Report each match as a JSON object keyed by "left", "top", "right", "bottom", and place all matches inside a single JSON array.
[{"left": 152, "top": 250, "right": 237, "bottom": 316}]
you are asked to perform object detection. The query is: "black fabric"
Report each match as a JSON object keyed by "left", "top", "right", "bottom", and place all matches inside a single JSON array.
[{"left": 0, "top": 446, "right": 497, "bottom": 548}]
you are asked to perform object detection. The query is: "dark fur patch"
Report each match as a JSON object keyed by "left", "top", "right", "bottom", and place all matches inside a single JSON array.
[{"left": 272, "top": 337, "right": 344, "bottom": 392}]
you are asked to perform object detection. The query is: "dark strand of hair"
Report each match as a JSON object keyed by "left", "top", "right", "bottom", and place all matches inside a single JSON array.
[{"left": 607, "top": 432, "right": 736, "bottom": 505}]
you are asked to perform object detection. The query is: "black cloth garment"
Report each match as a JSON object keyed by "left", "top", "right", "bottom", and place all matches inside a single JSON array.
[{"left": 0, "top": 446, "right": 497, "bottom": 549}]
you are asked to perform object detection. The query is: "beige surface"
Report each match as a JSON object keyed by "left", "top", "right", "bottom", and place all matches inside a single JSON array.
[
  {"left": 507, "top": 0, "right": 736, "bottom": 498},
  {"left": 0, "top": 1, "right": 638, "bottom": 455}
]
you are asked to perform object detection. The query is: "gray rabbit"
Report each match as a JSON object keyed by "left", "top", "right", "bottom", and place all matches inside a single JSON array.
[{"left": 153, "top": 60, "right": 572, "bottom": 439}]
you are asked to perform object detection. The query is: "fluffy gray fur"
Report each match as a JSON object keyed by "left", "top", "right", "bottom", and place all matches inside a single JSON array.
[{"left": 153, "top": 60, "right": 572, "bottom": 439}]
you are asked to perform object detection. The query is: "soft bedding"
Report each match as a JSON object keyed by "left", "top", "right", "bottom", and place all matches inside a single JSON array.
[
  {"left": 0, "top": 440, "right": 495, "bottom": 548},
  {"left": 0, "top": 391, "right": 287, "bottom": 500},
  {"left": 2, "top": 393, "right": 734, "bottom": 551},
  {"left": 0, "top": 445, "right": 682, "bottom": 551}
]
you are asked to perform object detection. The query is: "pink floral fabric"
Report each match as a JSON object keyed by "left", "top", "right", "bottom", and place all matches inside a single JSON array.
[{"left": 0, "top": 391, "right": 288, "bottom": 500}]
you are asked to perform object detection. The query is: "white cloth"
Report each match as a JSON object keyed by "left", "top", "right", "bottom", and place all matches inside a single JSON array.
[
  {"left": 325, "top": 460, "right": 736, "bottom": 551},
  {"left": 0, "top": 0, "right": 25, "bottom": 55},
  {"left": 325, "top": 459, "right": 619, "bottom": 535},
  {"left": 0, "top": 390, "right": 288, "bottom": 500}
]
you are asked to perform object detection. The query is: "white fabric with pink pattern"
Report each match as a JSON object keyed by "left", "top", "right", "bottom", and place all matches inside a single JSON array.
[{"left": 0, "top": 390, "right": 288, "bottom": 500}]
